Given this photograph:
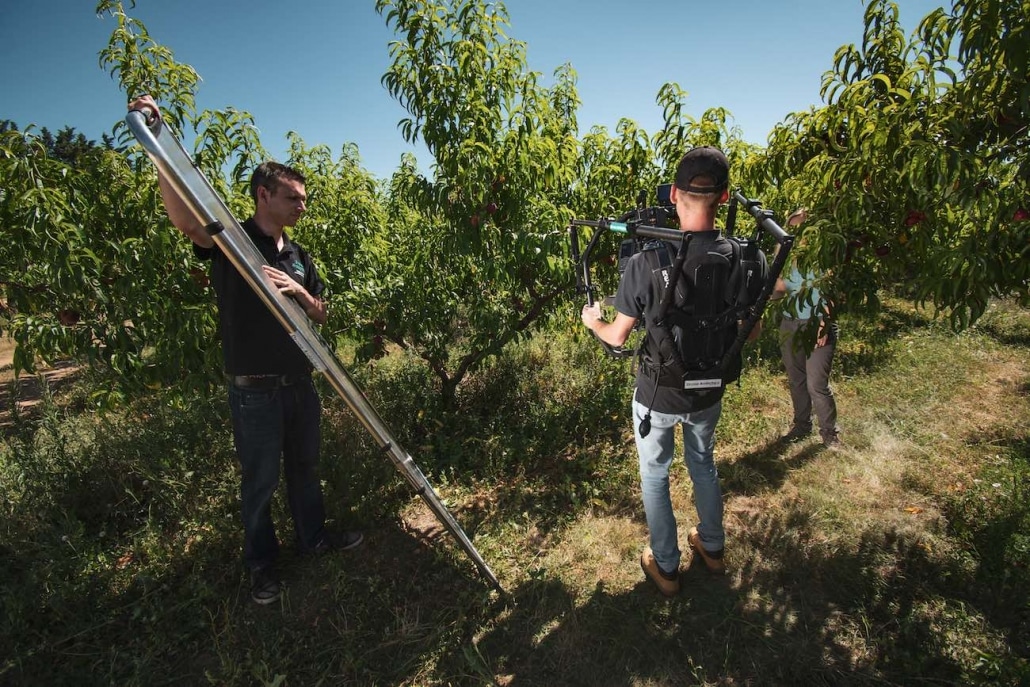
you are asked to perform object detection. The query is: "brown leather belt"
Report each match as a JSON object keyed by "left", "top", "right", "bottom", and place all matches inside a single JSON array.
[{"left": 230, "top": 374, "right": 310, "bottom": 389}]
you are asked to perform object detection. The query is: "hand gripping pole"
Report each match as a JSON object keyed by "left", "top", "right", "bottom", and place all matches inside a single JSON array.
[{"left": 126, "top": 109, "right": 501, "bottom": 591}]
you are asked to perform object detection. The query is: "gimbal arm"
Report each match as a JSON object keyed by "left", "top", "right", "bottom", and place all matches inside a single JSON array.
[
  {"left": 731, "top": 190, "right": 791, "bottom": 243},
  {"left": 570, "top": 190, "right": 796, "bottom": 371},
  {"left": 719, "top": 191, "right": 794, "bottom": 373},
  {"left": 568, "top": 218, "right": 648, "bottom": 358}
]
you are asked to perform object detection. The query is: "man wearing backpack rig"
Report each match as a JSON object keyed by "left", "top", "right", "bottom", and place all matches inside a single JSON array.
[{"left": 582, "top": 146, "right": 749, "bottom": 596}]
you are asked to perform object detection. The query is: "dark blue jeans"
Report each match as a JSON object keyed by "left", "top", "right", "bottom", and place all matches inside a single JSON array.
[{"left": 228, "top": 378, "right": 327, "bottom": 571}]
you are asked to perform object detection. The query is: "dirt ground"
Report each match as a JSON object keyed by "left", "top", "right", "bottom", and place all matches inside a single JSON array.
[
  {"left": 0, "top": 335, "right": 12, "bottom": 370},
  {"left": 0, "top": 336, "right": 80, "bottom": 423}
]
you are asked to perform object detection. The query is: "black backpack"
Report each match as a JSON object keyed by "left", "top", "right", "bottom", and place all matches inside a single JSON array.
[{"left": 637, "top": 232, "right": 768, "bottom": 391}]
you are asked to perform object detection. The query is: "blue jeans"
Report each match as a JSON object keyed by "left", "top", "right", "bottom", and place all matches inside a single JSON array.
[
  {"left": 632, "top": 398, "right": 724, "bottom": 574},
  {"left": 228, "top": 378, "right": 327, "bottom": 570}
]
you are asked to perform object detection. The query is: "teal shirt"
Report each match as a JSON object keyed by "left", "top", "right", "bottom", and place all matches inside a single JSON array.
[{"left": 781, "top": 265, "right": 822, "bottom": 321}]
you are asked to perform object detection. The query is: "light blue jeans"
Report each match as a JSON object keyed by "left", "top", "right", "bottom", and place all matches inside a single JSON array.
[{"left": 633, "top": 398, "right": 724, "bottom": 574}]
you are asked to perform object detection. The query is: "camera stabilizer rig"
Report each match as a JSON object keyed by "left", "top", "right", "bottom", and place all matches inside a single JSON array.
[{"left": 569, "top": 186, "right": 795, "bottom": 377}]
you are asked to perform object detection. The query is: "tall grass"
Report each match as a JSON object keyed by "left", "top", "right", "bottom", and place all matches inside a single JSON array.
[{"left": 1, "top": 298, "right": 1027, "bottom": 685}]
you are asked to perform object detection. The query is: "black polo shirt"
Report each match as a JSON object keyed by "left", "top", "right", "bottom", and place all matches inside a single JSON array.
[
  {"left": 194, "top": 218, "right": 325, "bottom": 376},
  {"left": 614, "top": 230, "right": 729, "bottom": 414}
]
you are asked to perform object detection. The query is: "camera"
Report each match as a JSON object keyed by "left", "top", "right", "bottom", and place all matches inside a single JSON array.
[
  {"left": 605, "top": 184, "right": 682, "bottom": 278},
  {"left": 624, "top": 185, "right": 678, "bottom": 232},
  {"left": 656, "top": 183, "right": 673, "bottom": 207}
]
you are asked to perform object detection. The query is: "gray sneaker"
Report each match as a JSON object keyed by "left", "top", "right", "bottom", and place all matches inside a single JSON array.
[
  {"left": 783, "top": 424, "right": 812, "bottom": 442},
  {"left": 823, "top": 434, "right": 844, "bottom": 450}
]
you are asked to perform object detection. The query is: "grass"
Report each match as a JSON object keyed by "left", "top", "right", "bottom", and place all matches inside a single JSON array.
[{"left": 1, "top": 297, "right": 1028, "bottom": 686}]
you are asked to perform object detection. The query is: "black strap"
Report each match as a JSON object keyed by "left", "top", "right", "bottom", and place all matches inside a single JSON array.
[
  {"left": 653, "top": 234, "right": 691, "bottom": 326},
  {"left": 639, "top": 237, "right": 687, "bottom": 435}
]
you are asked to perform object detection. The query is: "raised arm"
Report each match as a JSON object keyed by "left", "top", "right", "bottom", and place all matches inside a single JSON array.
[{"left": 127, "top": 95, "right": 214, "bottom": 249}]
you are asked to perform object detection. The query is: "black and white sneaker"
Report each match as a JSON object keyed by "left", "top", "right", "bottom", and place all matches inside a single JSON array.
[{"left": 250, "top": 567, "right": 281, "bottom": 605}]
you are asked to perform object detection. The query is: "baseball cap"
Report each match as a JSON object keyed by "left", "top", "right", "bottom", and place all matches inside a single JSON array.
[{"left": 674, "top": 146, "right": 730, "bottom": 193}]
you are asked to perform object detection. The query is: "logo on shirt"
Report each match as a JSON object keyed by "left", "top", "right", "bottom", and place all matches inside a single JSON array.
[{"left": 291, "top": 260, "right": 305, "bottom": 279}]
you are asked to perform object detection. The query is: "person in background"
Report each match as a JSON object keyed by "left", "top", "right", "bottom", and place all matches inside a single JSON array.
[
  {"left": 128, "top": 95, "right": 364, "bottom": 605},
  {"left": 773, "top": 208, "right": 842, "bottom": 449}
]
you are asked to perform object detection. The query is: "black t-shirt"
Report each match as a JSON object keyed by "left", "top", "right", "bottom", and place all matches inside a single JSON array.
[
  {"left": 194, "top": 218, "right": 325, "bottom": 376},
  {"left": 614, "top": 230, "right": 727, "bottom": 414}
]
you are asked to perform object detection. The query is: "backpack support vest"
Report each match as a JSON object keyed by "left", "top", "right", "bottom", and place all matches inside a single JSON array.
[{"left": 636, "top": 232, "right": 768, "bottom": 392}]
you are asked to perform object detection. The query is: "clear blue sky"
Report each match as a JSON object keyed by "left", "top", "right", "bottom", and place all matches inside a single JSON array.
[{"left": 1, "top": 0, "right": 944, "bottom": 180}]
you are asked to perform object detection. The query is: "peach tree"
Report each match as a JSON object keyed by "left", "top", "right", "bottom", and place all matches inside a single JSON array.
[
  {"left": 760, "top": 0, "right": 1029, "bottom": 328},
  {"left": 351, "top": 0, "right": 585, "bottom": 407},
  {"left": 358, "top": 0, "right": 765, "bottom": 407},
  {"left": 0, "top": 1, "right": 267, "bottom": 398}
]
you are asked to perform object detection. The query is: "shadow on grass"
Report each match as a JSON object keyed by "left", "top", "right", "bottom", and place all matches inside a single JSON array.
[
  {"left": 7, "top": 494, "right": 1025, "bottom": 685},
  {"left": 942, "top": 431, "right": 1030, "bottom": 662},
  {"left": 0, "top": 503, "right": 496, "bottom": 686},
  {"left": 834, "top": 305, "right": 927, "bottom": 379},
  {"left": 721, "top": 434, "right": 827, "bottom": 495},
  {"left": 0, "top": 374, "right": 508, "bottom": 685},
  {"left": 980, "top": 328, "right": 1030, "bottom": 349},
  {"left": 4, "top": 306, "right": 1028, "bottom": 685},
  {"left": 971, "top": 508, "right": 1030, "bottom": 662},
  {"left": 186, "top": 514, "right": 500, "bottom": 686},
  {"left": 972, "top": 301, "right": 1030, "bottom": 349},
  {"left": 448, "top": 511, "right": 1025, "bottom": 686}
]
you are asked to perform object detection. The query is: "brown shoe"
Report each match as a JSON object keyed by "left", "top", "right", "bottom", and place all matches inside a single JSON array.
[
  {"left": 688, "top": 527, "right": 726, "bottom": 575},
  {"left": 640, "top": 547, "right": 680, "bottom": 597}
]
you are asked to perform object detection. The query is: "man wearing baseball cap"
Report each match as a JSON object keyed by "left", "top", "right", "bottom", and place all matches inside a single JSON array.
[{"left": 581, "top": 146, "right": 737, "bottom": 595}]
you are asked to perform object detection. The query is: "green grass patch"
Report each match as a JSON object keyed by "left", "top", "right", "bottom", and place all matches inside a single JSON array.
[{"left": 1, "top": 298, "right": 1028, "bottom": 685}]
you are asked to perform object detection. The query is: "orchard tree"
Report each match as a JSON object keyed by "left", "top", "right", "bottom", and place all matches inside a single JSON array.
[
  {"left": 98, "top": 1, "right": 268, "bottom": 208},
  {"left": 1, "top": 0, "right": 763, "bottom": 412},
  {"left": 573, "top": 84, "right": 764, "bottom": 301},
  {"left": 0, "top": 120, "right": 220, "bottom": 393},
  {"left": 367, "top": 0, "right": 586, "bottom": 406},
  {"left": 39, "top": 126, "right": 112, "bottom": 164},
  {"left": 368, "top": 0, "right": 760, "bottom": 406},
  {"left": 761, "top": 0, "right": 1029, "bottom": 328},
  {"left": 278, "top": 133, "right": 391, "bottom": 350},
  {"left": 0, "top": 0, "right": 270, "bottom": 397}
]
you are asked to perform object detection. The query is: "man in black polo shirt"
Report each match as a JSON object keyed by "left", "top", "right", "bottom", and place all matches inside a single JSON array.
[{"left": 129, "top": 96, "right": 363, "bottom": 605}]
